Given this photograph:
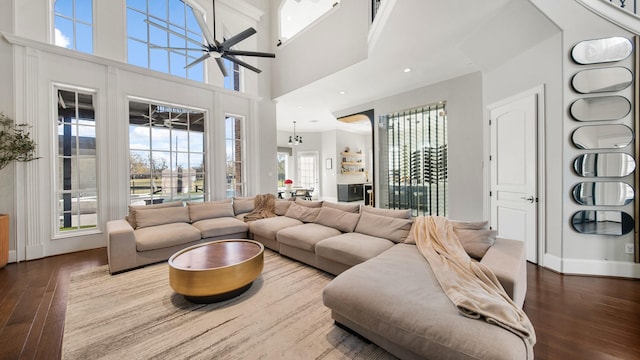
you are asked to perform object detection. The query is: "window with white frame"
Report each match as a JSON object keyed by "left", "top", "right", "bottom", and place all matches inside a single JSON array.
[
  {"left": 225, "top": 115, "right": 244, "bottom": 198},
  {"left": 53, "top": 0, "right": 93, "bottom": 54},
  {"left": 56, "top": 88, "right": 97, "bottom": 232},
  {"left": 128, "top": 100, "right": 206, "bottom": 204},
  {"left": 126, "top": 0, "right": 204, "bottom": 81},
  {"left": 297, "top": 151, "right": 318, "bottom": 192}
]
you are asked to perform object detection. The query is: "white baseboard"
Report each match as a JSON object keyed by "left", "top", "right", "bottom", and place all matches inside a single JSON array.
[
  {"left": 562, "top": 258, "right": 640, "bottom": 278},
  {"left": 542, "top": 253, "right": 562, "bottom": 272},
  {"left": 542, "top": 253, "right": 640, "bottom": 278},
  {"left": 8, "top": 250, "right": 16, "bottom": 263}
]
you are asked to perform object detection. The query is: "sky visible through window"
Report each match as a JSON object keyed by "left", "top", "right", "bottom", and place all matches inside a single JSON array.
[{"left": 54, "top": 0, "right": 93, "bottom": 54}]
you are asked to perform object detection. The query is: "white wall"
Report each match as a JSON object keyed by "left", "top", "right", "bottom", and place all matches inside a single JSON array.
[{"left": 271, "top": 0, "right": 369, "bottom": 98}]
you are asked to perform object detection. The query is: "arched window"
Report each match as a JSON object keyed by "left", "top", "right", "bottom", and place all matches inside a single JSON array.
[
  {"left": 53, "top": 0, "right": 93, "bottom": 54},
  {"left": 126, "top": 0, "right": 204, "bottom": 82}
]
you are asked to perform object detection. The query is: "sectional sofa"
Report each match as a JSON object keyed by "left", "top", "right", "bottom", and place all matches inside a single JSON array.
[{"left": 105, "top": 197, "right": 530, "bottom": 359}]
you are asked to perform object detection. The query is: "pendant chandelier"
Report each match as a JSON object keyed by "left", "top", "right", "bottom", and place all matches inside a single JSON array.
[{"left": 288, "top": 121, "right": 303, "bottom": 145}]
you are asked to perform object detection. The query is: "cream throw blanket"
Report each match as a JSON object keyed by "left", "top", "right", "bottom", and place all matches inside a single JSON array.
[
  {"left": 413, "top": 216, "right": 536, "bottom": 358},
  {"left": 243, "top": 193, "right": 277, "bottom": 222}
]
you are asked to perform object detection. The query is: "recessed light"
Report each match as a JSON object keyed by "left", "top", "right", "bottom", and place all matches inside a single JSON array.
[
  {"left": 339, "top": 91, "right": 346, "bottom": 95},
  {"left": 403, "top": 68, "right": 412, "bottom": 73}
]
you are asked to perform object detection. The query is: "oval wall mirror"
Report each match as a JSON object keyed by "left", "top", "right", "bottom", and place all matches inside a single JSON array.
[
  {"left": 572, "top": 182, "right": 634, "bottom": 206},
  {"left": 572, "top": 67, "right": 633, "bottom": 94},
  {"left": 570, "top": 96, "right": 631, "bottom": 121},
  {"left": 573, "top": 153, "right": 636, "bottom": 177},
  {"left": 571, "top": 125, "right": 633, "bottom": 149},
  {"left": 571, "top": 210, "right": 634, "bottom": 235},
  {"left": 571, "top": 37, "right": 633, "bottom": 64}
]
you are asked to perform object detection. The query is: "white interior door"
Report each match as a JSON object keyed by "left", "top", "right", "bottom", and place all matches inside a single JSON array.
[
  {"left": 489, "top": 92, "right": 538, "bottom": 263},
  {"left": 298, "top": 151, "right": 319, "bottom": 198}
]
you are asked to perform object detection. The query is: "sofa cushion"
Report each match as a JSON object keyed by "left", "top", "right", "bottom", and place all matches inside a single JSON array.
[
  {"left": 322, "top": 201, "right": 360, "bottom": 213},
  {"left": 316, "top": 233, "right": 395, "bottom": 266},
  {"left": 233, "top": 196, "right": 255, "bottom": 215},
  {"left": 294, "top": 198, "right": 323, "bottom": 208},
  {"left": 275, "top": 200, "right": 293, "bottom": 216},
  {"left": 277, "top": 223, "right": 341, "bottom": 252},
  {"left": 455, "top": 228, "right": 496, "bottom": 260},
  {"left": 322, "top": 244, "right": 528, "bottom": 360},
  {"left": 354, "top": 211, "right": 413, "bottom": 243},
  {"left": 361, "top": 206, "right": 411, "bottom": 219},
  {"left": 134, "top": 206, "right": 190, "bottom": 229},
  {"left": 192, "top": 217, "right": 249, "bottom": 238},
  {"left": 285, "top": 202, "right": 321, "bottom": 223},
  {"left": 127, "top": 200, "right": 182, "bottom": 228},
  {"left": 249, "top": 216, "right": 303, "bottom": 240},
  {"left": 135, "top": 223, "right": 201, "bottom": 251},
  {"left": 315, "top": 207, "right": 360, "bottom": 233},
  {"left": 188, "top": 201, "right": 234, "bottom": 222}
]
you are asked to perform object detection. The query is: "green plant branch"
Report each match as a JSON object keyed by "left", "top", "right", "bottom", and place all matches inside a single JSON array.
[{"left": 0, "top": 112, "right": 40, "bottom": 170}]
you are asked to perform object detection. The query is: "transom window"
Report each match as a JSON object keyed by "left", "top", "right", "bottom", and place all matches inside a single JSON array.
[
  {"left": 128, "top": 100, "right": 206, "bottom": 205},
  {"left": 56, "top": 88, "right": 97, "bottom": 232},
  {"left": 126, "top": 0, "right": 204, "bottom": 81},
  {"left": 53, "top": 0, "right": 93, "bottom": 54},
  {"left": 223, "top": 58, "right": 241, "bottom": 91}
]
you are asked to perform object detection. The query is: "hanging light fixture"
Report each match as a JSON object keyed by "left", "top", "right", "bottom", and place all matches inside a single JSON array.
[{"left": 288, "top": 121, "right": 303, "bottom": 145}]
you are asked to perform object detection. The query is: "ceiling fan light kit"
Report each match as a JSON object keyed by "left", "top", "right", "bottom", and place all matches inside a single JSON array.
[{"left": 147, "top": 0, "right": 275, "bottom": 77}]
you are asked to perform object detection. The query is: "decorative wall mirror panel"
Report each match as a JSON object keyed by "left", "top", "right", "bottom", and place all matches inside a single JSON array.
[
  {"left": 572, "top": 67, "right": 633, "bottom": 94},
  {"left": 571, "top": 36, "right": 633, "bottom": 64},
  {"left": 570, "top": 96, "right": 631, "bottom": 121},
  {"left": 573, "top": 153, "right": 636, "bottom": 177},
  {"left": 572, "top": 182, "right": 634, "bottom": 206},
  {"left": 571, "top": 124, "right": 633, "bottom": 149},
  {"left": 571, "top": 210, "right": 634, "bottom": 235}
]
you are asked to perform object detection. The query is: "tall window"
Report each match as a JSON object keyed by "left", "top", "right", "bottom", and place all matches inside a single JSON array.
[
  {"left": 126, "top": 0, "right": 204, "bottom": 81},
  {"left": 225, "top": 115, "right": 244, "bottom": 197},
  {"left": 128, "top": 100, "right": 206, "bottom": 204},
  {"left": 54, "top": 0, "right": 93, "bottom": 54},
  {"left": 277, "top": 148, "right": 291, "bottom": 187},
  {"left": 223, "top": 58, "right": 241, "bottom": 91},
  {"left": 56, "top": 88, "right": 97, "bottom": 232},
  {"left": 380, "top": 102, "right": 448, "bottom": 216}
]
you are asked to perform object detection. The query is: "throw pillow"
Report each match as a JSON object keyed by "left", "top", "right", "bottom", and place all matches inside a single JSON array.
[
  {"left": 294, "top": 198, "right": 323, "bottom": 208},
  {"left": 233, "top": 197, "right": 255, "bottom": 215},
  {"left": 361, "top": 206, "right": 411, "bottom": 219},
  {"left": 188, "top": 201, "right": 234, "bottom": 222},
  {"left": 455, "top": 228, "right": 496, "bottom": 260},
  {"left": 451, "top": 220, "right": 489, "bottom": 230},
  {"left": 275, "top": 200, "right": 293, "bottom": 216},
  {"left": 315, "top": 207, "right": 361, "bottom": 233},
  {"left": 127, "top": 200, "right": 183, "bottom": 228},
  {"left": 284, "top": 202, "right": 321, "bottom": 223},
  {"left": 135, "top": 206, "right": 190, "bottom": 229},
  {"left": 354, "top": 211, "right": 413, "bottom": 243},
  {"left": 322, "top": 201, "right": 360, "bottom": 213}
]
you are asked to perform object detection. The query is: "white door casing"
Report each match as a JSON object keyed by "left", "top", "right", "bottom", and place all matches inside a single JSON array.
[{"left": 489, "top": 92, "right": 539, "bottom": 263}]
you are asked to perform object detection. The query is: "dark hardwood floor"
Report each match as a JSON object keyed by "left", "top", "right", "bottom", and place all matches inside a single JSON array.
[{"left": 0, "top": 248, "right": 639, "bottom": 360}]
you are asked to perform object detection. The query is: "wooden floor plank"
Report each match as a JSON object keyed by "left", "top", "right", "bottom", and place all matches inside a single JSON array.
[{"left": 0, "top": 249, "right": 639, "bottom": 360}]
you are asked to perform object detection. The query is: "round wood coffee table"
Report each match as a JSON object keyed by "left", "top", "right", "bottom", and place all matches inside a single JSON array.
[{"left": 168, "top": 239, "right": 264, "bottom": 303}]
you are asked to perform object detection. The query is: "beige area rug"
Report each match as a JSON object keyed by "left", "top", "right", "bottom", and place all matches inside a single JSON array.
[{"left": 62, "top": 250, "right": 397, "bottom": 360}]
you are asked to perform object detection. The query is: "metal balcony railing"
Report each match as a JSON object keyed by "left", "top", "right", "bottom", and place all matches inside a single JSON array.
[
  {"left": 610, "top": 0, "right": 638, "bottom": 14},
  {"left": 372, "top": 0, "right": 382, "bottom": 22}
]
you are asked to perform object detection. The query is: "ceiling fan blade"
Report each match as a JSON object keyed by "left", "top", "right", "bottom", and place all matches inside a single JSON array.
[
  {"left": 224, "top": 54, "right": 261, "bottom": 74},
  {"left": 221, "top": 28, "right": 257, "bottom": 49},
  {"left": 185, "top": 53, "right": 211, "bottom": 69},
  {"left": 185, "top": 4, "right": 217, "bottom": 48},
  {"left": 225, "top": 49, "right": 275, "bottom": 58},
  {"left": 145, "top": 19, "right": 202, "bottom": 47},
  {"left": 215, "top": 57, "right": 229, "bottom": 77}
]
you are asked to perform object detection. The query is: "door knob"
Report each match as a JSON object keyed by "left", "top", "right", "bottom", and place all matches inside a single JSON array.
[{"left": 521, "top": 196, "right": 535, "bottom": 203}]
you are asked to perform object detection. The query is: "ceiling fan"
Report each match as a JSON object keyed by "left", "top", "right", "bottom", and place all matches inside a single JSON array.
[{"left": 145, "top": 0, "right": 275, "bottom": 76}]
